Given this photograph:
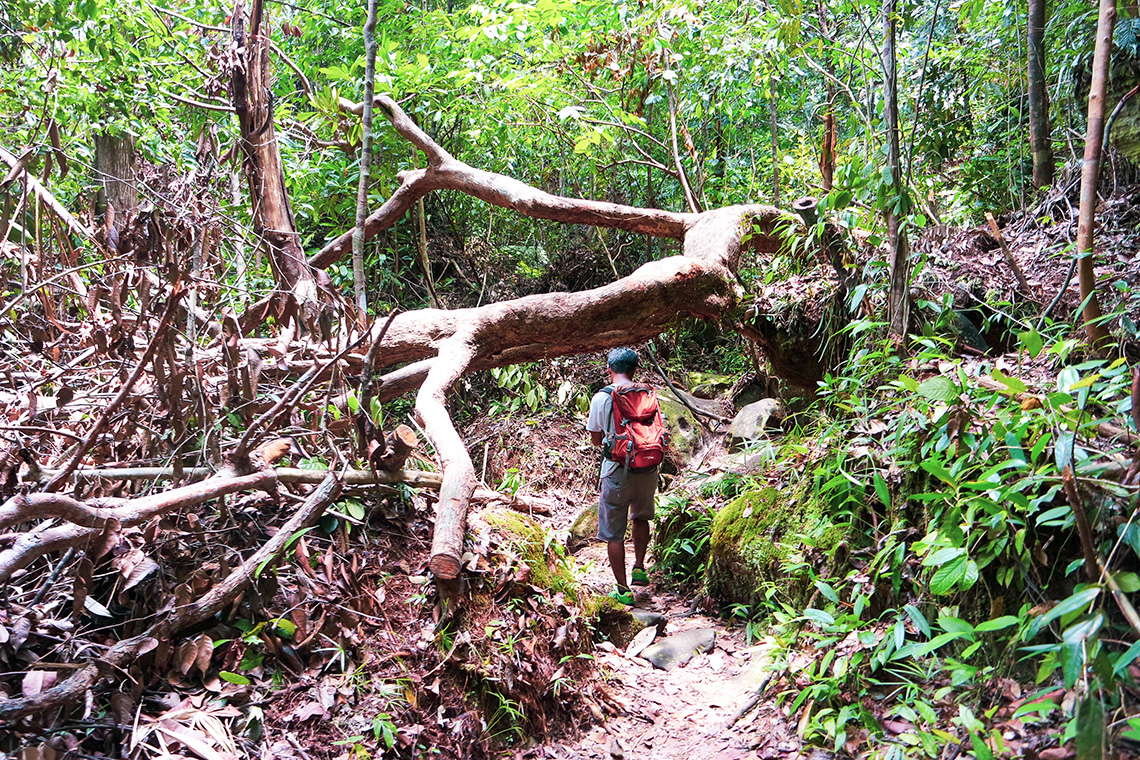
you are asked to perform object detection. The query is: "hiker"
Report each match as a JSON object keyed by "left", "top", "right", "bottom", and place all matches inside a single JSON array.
[{"left": 586, "top": 347, "right": 667, "bottom": 605}]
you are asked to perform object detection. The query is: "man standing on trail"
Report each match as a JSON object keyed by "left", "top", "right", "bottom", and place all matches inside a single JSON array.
[{"left": 586, "top": 347, "right": 664, "bottom": 606}]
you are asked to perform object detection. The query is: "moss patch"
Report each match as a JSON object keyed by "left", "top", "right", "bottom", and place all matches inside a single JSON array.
[
  {"left": 706, "top": 485, "right": 844, "bottom": 608},
  {"left": 567, "top": 504, "right": 598, "bottom": 550},
  {"left": 484, "top": 508, "right": 579, "bottom": 602}
]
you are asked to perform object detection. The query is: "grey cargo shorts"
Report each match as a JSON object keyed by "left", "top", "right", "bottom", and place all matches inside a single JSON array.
[{"left": 597, "top": 468, "right": 658, "bottom": 542}]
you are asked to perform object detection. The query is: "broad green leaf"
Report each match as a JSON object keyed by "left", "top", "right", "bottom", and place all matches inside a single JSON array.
[
  {"left": 1074, "top": 693, "right": 1104, "bottom": 760},
  {"left": 904, "top": 605, "right": 932, "bottom": 638},
  {"left": 1113, "top": 640, "right": 1140, "bottom": 676},
  {"left": 1019, "top": 329, "right": 1044, "bottom": 359},
  {"left": 917, "top": 376, "right": 959, "bottom": 403},
  {"left": 802, "top": 608, "right": 835, "bottom": 627},
  {"left": 872, "top": 472, "right": 890, "bottom": 508},
  {"left": 957, "top": 704, "right": 984, "bottom": 733},
  {"left": 273, "top": 619, "right": 297, "bottom": 640},
  {"left": 1030, "top": 587, "right": 1101, "bottom": 638},
  {"left": 974, "top": 616, "right": 1019, "bottom": 633},
  {"left": 930, "top": 556, "right": 968, "bottom": 595},
  {"left": 921, "top": 459, "right": 957, "bottom": 486},
  {"left": 923, "top": 547, "right": 965, "bottom": 567},
  {"left": 1055, "top": 431, "right": 1075, "bottom": 470},
  {"left": 990, "top": 368, "right": 1027, "bottom": 394},
  {"left": 814, "top": 581, "right": 839, "bottom": 603},
  {"left": 219, "top": 671, "right": 251, "bottom": 685},
  {"left": 1113, "top": 572, "right": 1140, "bottom": 593}
]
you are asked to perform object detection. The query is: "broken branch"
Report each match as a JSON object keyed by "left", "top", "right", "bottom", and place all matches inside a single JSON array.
[{"left": 0, "top": 473, "right": 341, "bottom": 721}]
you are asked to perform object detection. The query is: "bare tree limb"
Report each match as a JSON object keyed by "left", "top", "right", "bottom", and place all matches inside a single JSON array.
[
  {"left": 44, "top": 285, "right": 186, "bottom": 492},
  {"left": 0, "top": 471, "right": 278, "bottom": 582},
  {"left": 0, "top": 471, "right": 276, "bottom": 531},
  {"left": 311, "top": 95, "right": 698, "bottom": 269},
  {"left": 0, "top": 474, "right": 340, "bottom": 722}
]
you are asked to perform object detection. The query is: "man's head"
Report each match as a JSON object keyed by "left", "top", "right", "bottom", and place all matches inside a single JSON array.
[{"left": 606, "top": 347, "right": 639, "bottom": 378}]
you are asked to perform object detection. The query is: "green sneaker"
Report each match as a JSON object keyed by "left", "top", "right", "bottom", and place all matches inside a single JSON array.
[
  {"left": 631, "top": 567, "right": 650, "bottom": 586},
  {"left": 609, "top": 586, "right": 634, "bottom": 606}
]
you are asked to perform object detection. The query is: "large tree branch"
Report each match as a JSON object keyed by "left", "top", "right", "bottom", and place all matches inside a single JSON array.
[
  {"left": 0, "top": 471, "right": 276, "bottom": 531},
  {"left": 310, "top": 96, "right": 698, "bottom": 269},
  {"left": 416, "top": 335, "right": 477, "bottom": 604},
  {"left": 0, "top": 471, "right": 278, "bottom": 582}
]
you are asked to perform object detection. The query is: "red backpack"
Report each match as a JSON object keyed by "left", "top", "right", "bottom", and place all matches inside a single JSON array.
[{"left": 604, "top": 384, "right": 668, "bottom": 471}]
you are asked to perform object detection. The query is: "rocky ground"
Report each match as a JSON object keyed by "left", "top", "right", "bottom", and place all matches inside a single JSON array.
[{"left": 532, "top": 540, "right": 808, "bottom": 760}]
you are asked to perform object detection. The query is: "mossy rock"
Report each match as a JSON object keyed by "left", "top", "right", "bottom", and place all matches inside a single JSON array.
[
  {"left": 567, "top": 504, "right": 598, "bottom": 550},
  {"left": 658, "top": 390, "right": 701, "bottom": 469},
  {"left": 686, "top": 372, "right": 734, "bottom": 399},
  {"left": 706, "top": 486, "right": 845, "bottom": 608},
  {"left": 585, "top": 602, "right": 647, "bottom": 648},
  {"left": 484, "top": 508, "right": 579, "bottom": 602}
]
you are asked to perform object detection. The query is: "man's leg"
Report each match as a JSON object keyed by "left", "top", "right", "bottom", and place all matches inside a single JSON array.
[
  {"left": 608, "top": 540, "right": 628, "bottom": 589},
  {"left": 598, "top": 471, "right": 630, "bottom": 592},
  {"left": 631, "top": 518, "right": 650, "bottom": 571}
]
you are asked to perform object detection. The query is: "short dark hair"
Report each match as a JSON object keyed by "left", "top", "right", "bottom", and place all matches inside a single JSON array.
[{"left": 607, "top": 347, "right": 639, "bottom": 375}]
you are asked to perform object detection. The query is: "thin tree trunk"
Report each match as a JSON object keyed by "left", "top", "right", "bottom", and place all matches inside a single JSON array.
[
  {"left": 769, "top": 72, "right": 780, "bottom": 206},
  {"left": 820, "top": 107, "right": 837, "bottom": 192},
  {"left": 1028, "top": 0, "right": 1054, "bottom": 189},
  {"left": 94, "top": 132, "right": 137, "bottom": 225},
  {"left": 351, "top": 0, "right": 378, "bottom": 320},
  {"left": 818, "top": 3, "right": 837, "bottom": 192},
  {"left": 884, "top": 0, "right": 910, "bottom": 338},
  {"left": 231, "top": 0, "right": 323, "bottom": 335},
  {"left": 1076, "top": 0, "right": 1115, "bottom": 348},
  {"left": 416, "top": 195, "right": 440, "bottom": 307}
]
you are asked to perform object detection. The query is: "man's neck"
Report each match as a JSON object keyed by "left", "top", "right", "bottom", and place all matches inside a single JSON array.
[{"left": 611, "top": 373, "right": 633, "bottom": 385}]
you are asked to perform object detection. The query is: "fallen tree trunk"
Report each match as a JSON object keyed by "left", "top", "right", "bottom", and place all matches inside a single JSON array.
[{"left": 299, "top": 96, "right": 799, "bottom": 600}]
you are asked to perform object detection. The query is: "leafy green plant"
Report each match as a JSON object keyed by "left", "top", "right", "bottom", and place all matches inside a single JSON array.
[{"left": 653, "top": 492, "right": 715, "bottom": 582}]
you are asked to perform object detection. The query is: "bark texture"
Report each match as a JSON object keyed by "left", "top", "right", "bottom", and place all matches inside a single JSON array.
[
  {"left": 230, "top": 0, "right": 324, "bottom": 333},
  {"left": 94, "top": 132, "right": 137, "bottom": 222},
  {"left": 351, "top": 0, "right": 378, "bottom": 318},
  {"left": 883, "top": 0, "right": 911, "bottom": 337},
  {"left": 1027, "top": 0, "right": 1054, "bottom": 189},
  {"left": 1077, "top": 0, "right": 1115, "bottom": 348}
]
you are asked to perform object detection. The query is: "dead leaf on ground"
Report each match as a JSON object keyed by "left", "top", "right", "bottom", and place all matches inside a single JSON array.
[{"left": 21, "top": 669, "right": 58, "bottom": 698}]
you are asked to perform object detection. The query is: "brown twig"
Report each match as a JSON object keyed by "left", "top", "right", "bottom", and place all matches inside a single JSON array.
[
  {"left": 985, "top": 213, "right": 1033, "bottom": 296},
  {"left": 0, "top": 473, "right": 341, "bottom": 721},
  {"left": 44, "top": 285, "right": 186, "bottom": 492},
  {"left": 1061, "top": 465, "right": 1101, "bottom": 583}
]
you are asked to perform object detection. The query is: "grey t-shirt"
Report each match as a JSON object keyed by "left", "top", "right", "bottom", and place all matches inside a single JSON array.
[{"left": 586, "top": 387, "right": 620, "bottom": 478}]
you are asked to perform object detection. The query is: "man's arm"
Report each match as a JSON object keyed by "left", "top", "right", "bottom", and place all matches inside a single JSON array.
[{"left": 591, "top": 430, "right": 604, "bottom": 447}]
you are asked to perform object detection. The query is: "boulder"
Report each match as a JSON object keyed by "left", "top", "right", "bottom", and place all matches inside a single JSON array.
[
  {"left": 630, "top": 609, "right": 668, "bottom": 636},
  {"left": 567, "top": 503, "right": 598, "bottom": 550},
  {"left": 728, "top": 399, "right": 784, "bottom": 450},
  {"left": 706, "top": 486, "right": 844, "bottom": 607},
  {"left": 640, "top": 627, "right": 716, "bottom": 670},
  {"left": 658, "top": 389, "right": 702, "bottom": 470},
  {"left": 686, "top": 372, "right": 734, "bottom": 399}
]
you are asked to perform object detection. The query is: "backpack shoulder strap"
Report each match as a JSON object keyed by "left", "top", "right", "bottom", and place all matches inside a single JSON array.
[{"left": 601, "top": 385, "right": 614, "bottom": 395}]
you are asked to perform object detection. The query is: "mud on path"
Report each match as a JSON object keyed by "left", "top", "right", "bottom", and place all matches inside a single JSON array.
[{"left": 535, "top": 542, "right": 811, "bottom": 760}]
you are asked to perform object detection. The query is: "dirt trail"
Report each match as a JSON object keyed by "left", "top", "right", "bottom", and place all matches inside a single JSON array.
[{"left": 542, "top": 542, "right": 809, "bottom": 760}]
